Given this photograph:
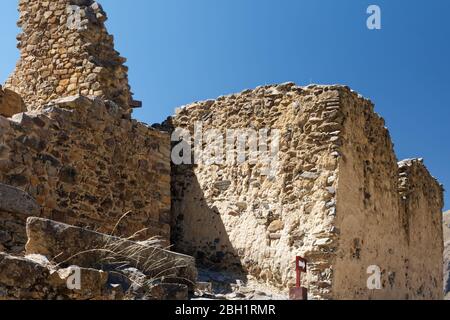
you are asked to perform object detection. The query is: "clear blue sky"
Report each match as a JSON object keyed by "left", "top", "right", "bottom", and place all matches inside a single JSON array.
[{"left": 1, "top": 0, "right": 449, "bottom": 210}]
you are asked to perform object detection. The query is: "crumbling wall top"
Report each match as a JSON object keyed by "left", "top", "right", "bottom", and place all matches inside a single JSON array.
[{"left": 4, "top": 0, "right": 135, "bottom": 115}]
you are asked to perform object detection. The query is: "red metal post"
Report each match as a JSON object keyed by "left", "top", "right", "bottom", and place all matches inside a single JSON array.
[{"left": 290, "top": 256, "right": 308, "bottom": 300}]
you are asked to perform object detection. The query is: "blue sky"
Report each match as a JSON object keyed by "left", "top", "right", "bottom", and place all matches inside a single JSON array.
[{"left": 0, "top": 0, "right": 449, "bottom": 210}]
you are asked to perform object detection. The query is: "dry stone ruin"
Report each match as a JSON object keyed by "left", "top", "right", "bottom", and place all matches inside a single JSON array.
[
  {"left": 170, "top": 85, "right": 444, "bottom": 300},
  {"left": 5, "top": 0, "right": 136, "bottom": 113},
  {"left": 0, "top": 0, "right": 446, "bottom": 300}
]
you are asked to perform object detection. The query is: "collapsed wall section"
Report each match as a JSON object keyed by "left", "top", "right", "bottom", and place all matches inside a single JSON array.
[
  {"left": 0, "top": 96, "right": 171, "bottom": 244},
  {"left": 171, "top": 83, "right": 344, "bottom": 299},
  {"left": 4, "top": 0, "right": 133, "bottom": 113}
]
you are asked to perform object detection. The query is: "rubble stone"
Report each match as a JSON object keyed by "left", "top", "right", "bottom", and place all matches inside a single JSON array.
[
  {"left": 0, "top": 252, "right": 124, "bottom": 300},
  {"left": 25, "top": 217, "right": 198, "bottom": 286}
]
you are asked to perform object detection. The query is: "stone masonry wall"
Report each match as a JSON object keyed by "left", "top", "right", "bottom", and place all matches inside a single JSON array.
[
  {"left": 331, "top": 89, "right": 406, "bottom": 299},
  {"left": 398, "top": 159, "right": 444, "bottom": 298},
  {"left": 4, "top": 0, "right": 133, "bottom": 114},
  {"left": 0, "top": 183, "right": 41, "bottom": 254},
  {"left": 171, "top": 83, "right": 444, "bottom": 300},
  {"left": 0, "top": 96, "right": 171, "bottom": 245},
  {"left": 171, "top": 83, "right": 345, "bottom": 299},
  {"left": 331, "top": 91, "right": 443, "bottom": 300},
  {"left": 0, "top": 0, "right": 444, "bottom": 301}
]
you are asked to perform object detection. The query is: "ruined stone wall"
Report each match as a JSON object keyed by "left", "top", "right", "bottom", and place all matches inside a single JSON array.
[
  {"left": 331, "top": 91, "right": 443, "bottom": 300},
  {"left": 398, "top": 159, "right": 444, "bottom": 298},
  {"left": 171, "top": 83, "right": 444, "bottom": 300},
  {"left": 171, "top": 83, "right": 345, "bottom": 299},
  {"left": 4, "top": 0, "right": 133, "bottom": 113},
  {"left": 0, "top": 96, "right": 171, "bottom": 244},
  {"left": 0, "top": 184, "right": 41, "bottom": 254},
  {"left": 331, "top": 89, "right": 406, "bottom": 300}
]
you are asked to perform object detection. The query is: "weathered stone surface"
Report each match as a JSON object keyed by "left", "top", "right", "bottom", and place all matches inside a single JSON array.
[
  {"left": 444, "top": 210, "right": 450, "bottom": 299},
  {"left": 4, "top": 0, "right": 133, "bottom": 114},
  {"left": 0, "top": 213, "right": 195, "bottom": 300},
  {"left": 170, "top": 84, "right": 444, "bottom": 300},
  {"left": 48, "top": 95, "right": 93, "bottom": 110},
  {"left": 0, "top": 0, "right": 444, "bottom": 302},
  {"left": 25, "top": 217, "right": 198, "bottom": 286},
  {"left": 0, "top": 183, "right": 40, "bottom": 217},
  {"left": 0, "top": 86, "right": 26, "bottom": 117},
  {"left": 0, "top": 96, "right": 171, "bottom": 243},
  {"left": 150, "top": 283, "right": 189, "bottom": 300},
  {"left": 0, "top": 252, "right": 124, "bottom": 300},
  {"left": 193, "top": 269, "right": 288, "bottom": 300},
  {"left": 0, "top": 183, "right": 41, "bottom": 253}
]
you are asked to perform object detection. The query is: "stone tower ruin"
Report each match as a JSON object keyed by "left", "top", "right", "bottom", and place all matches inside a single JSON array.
[
  {"left": 0, "top": 0, "right": 445, "bottom": 300},
  {"left": 4, "top": 0, "right": 136, "bottom": 115},
  {"left": 0, "top": 0, "right": 171, "bottom": 251}
]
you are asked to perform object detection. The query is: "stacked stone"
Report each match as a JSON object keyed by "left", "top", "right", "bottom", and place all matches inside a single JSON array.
[
  {"left": 0, "top": 183, "right": 40, "bottom": 254},
  {"left": 397, "top": 159, "right": 444, "bottom": 298},
  {"left": 171, "top": 83, "right": 347, "bottom": 299},
  {"left": 329, "top": 89, "right": 444, "bottom": 300},
  {"left": 4, "top": 0, "right": 133, "bottom": 115},
  {"left": 170, "top": 83, "right": 445, "bottom": 300},
  {"left": 0, "top": 96, "right": 171, "bottom": 243}
]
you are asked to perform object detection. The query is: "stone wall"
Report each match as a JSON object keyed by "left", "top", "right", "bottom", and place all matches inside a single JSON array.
[
  {"left": 0, "top": 86, "right": 26, "bottom": 118},
  {"left": 0, "top": 183, "right": 41, "bottom": 254},
  {"left": 331, "top": 91, "right": 443, "bottom": 300},
  {"left": 4, "top": 0, "right": 134, "bottom": 114},
  {"left": 170, "top": 83, "right": 444, "bottom": 300},
  {"left": 397, "top": 159, "right": 444, "bottom": 299},
  {"left": 0, "top": 96, "right": 171, "bottom": 244},
  {"left": 444, "top": 211, "right": 450, "bottom": 299},
  {"left": 0, "top": 216, "right": 197, "bottom": 300},
  {"left": 171, "top": 83, "right": 348, "bottom": 299}
]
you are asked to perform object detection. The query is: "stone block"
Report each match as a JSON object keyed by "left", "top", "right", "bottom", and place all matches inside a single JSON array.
[
  {"left": 0, "top": 252, "right": 125, "bottom": 300},
  {"left": 0, "top": 183, "right": 40, "bottom": 216},
  {"left": 0, "top": 86, "right": 26, "bottom": 118},
  {"left": 25, "top": 217, "right": 198, "bottom": 286},
  {"left": 0, "top": 184, "right": 41, "bottom": 253}
]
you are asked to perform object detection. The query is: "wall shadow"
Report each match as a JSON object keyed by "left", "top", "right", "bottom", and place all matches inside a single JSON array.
[{"left": 162, "top": 117, "right": 248, "bottom": 291}]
